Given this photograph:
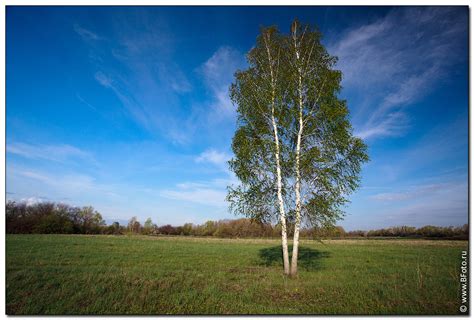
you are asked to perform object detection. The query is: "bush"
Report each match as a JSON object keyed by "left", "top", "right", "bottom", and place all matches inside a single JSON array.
[
  {"left": 158, "top": 224, "right": 177, "bottom": 235},
  {"left": 33, "top": 214, "right": 74, "bottom": 234},
  {"left": 105, "top": 222, "right": 124, "bottom": 235}
]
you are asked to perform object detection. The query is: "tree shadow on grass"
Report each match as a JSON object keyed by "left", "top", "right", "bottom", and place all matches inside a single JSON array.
[{"left": 258, "top": 245, "right": 330, "bottom": 271}]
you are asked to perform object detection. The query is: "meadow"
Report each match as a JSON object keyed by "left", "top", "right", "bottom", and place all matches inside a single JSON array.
[{"left": 6, "top": 234, "right": 468, "bottom": 315}]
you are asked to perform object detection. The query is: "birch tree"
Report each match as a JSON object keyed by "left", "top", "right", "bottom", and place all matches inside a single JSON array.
[
  {"left": 227, "top": 26, "right": 291, "bottom": 275},
  {"left": 228, "top": 20, "right": 368, "bottom": 277}
]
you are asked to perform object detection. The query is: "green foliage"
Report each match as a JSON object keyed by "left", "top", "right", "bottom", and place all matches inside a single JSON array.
[
  {"left": 32, "top": 214, "right": 74, "bottom": 234},
  {"left": 227, "top": 26, "right": 289, "bottom": 224},
  {"left": 202, "top": 220, "right": 218, "bottom": 236},
  {"left": 228, "top": 20, "right": 369, "bottom": 229},
  {"left": 76, "top": 206, "right": 105, "bottom": 234},
  {"left": 181, "top": 223, "right": 193, "bottom": 236},
  {"left": 6, "top": 235, "right": 467, "bottom": 314}
]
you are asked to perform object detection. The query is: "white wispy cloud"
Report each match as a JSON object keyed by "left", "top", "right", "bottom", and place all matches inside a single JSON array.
[
  {"left": 76, "top": 16, "right": 246, "bottom": 146},
  {"left": 76, "top": 18, "right": 195, "bottom": 145},
  {"left": 76, "top": 93, "right": 98, "bottom": 111},
  {"left": 8, "top": 162, "right": 233, "bottom": 225},
  {"left": 20, "top": 197, "right": 46, "bottom": 206},
  {"left": 356, "top": 111, "right": 408, "bottom": 140},
  {"left": 8, "top": 165, "right": 128, "bottom": 209},
  {"left": 160, "top": 187, "right": 227, "bottom": 208},
  {"left": 195, "top": 148, "right": 231, "bottom": 171},
  {"left": 160, "top": 143, "right": 238, "bottom": 208},
  {"left": 16, "top": 170, "right": 54, "bottom": 182},
  {"left": 73, "top": 24, "right": 101, "bottom": 41},
  {"left": 93, "top": 70, "right": 154, "bottom": 133},
  {"left": 199, "top": 46, "right": 246, "bottom": 119},
  {"left": 159, "top": 177, "right": 236, "bottom": 208},
  {"left": 370, "top": 183, "right": 445, "bottom": 202},
  {"left": 329, "top": 7, "right": 467, "bottom": 140},
  {"left": 159, "top": 64, "right": 192, "bottom": 94},
  {"left": 7, "top": 142, "right": 95, "bottom": 164},
  {"left": 16, "top": 168, "right": 96, "bottom": 191},
  {"left": 94, "top": 71, "right": 113, "bottom": 88}
]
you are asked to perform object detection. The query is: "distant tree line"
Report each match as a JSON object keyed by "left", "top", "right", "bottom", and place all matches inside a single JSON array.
[
  {"left": 6, "top": 201, "right": 105, "bottom": 234},
  {"left": 6, "top": 201, "right": 468, "bottom": 239}
]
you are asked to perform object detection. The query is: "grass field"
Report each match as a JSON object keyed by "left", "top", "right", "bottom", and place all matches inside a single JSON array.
[{"left": 6, "top": 234, "right": 468, "bottom": 315}]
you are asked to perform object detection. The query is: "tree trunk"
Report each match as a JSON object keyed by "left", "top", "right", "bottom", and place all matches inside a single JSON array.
[
  {"left": 264, "top": 33, "right": 290, "bottom": 275},
  {"left": 291, "top": 25, "right": 303, "bottom": 277},
  {"left": 291, "top": 78, "right": 303, "bottom": 277},
  {"left": 272, "top": 116, "right": 290, "bottom": 275}
]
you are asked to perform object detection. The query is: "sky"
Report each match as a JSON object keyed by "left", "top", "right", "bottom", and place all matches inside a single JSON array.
[{"left": 6, "top": 6, "right": 469, "bottom": 230}]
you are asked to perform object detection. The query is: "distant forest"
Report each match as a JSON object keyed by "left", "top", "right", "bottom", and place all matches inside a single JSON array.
[{"left": 6, "top": 201, "right": 468, "bottom": 240}]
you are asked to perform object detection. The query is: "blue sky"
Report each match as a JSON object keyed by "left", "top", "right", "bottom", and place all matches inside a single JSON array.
[{"left": 6, "top": 6, "right": 468, "bottom": 230}]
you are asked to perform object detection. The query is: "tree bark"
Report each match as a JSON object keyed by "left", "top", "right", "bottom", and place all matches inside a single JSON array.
[
  {"left": 291, "top": 76, "right": 303, "bottom": 277},
  {"left": 264, "top": 33, "right": 290, "bottom": 275},
  {"left": 290, "top": 24, "right": 303, "bottom": 277},
  {"left": 272, "top": 115, "right": 290, "bottom": 275}
]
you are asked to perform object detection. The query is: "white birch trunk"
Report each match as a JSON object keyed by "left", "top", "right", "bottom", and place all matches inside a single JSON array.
[
  {"left": 291, "top": 76, "right": 303, "bottom": 277},
  {"left": 272, "top": 115, "right": 290, "bottom": 275},
  {"left": 291, "top": 24, "right": 303, "bottom": 277},
  {"left": 264, "top": 34, "right": 290, "bottom": 275}
]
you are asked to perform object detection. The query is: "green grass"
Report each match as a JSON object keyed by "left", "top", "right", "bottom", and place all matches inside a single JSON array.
[{"left": 6, "top": 234, "right": 468, "bottom": 315}]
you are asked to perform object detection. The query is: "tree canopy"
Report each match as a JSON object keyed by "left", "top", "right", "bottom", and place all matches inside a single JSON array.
[{"left": 228, "top": 19, "right": 369, "bottom": 276}]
